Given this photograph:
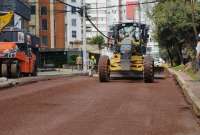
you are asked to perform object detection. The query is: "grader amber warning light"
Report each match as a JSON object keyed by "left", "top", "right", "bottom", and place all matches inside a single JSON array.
[{"left": 98, "top": 22, "right": 154, "bottom": 83}]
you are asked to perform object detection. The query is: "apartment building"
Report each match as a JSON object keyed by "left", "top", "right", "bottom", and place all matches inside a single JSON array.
[
  {"left": 85, "top": 0, "right": 138, "bottom": 38},
  {"left": 107, "top": 0, "right": 138, "bottom": 25},
  {"left": 28, "top": 0, "right": 40, "bottom": 36},
  {"left": 65, "top": 0, "right": 82, "bottom": 49},
  {"left": 139, "top": 0, "right": 155, "bottom": 25},
  {"left": 107, "top": 0, "right": 120, "bottom": 27},
  {"left": 28, "top": 0, "right": 69, "bottom": 67},
  {"left": 28, "top": 0, "right": 65, "bottom": 49},
  {"left": 86, "top": 0, "right": 108, "bottom": 39}
]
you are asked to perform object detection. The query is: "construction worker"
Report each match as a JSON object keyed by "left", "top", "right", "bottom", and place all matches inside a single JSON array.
[
  {"left": 89, "top": 56, "right": 96, "bottom": 69},
  {"left": 89, "top": 55, "right": 96, "bottom": 76},
  {"left": 76, "top": 55, "right": 82, "bottom": 71}
]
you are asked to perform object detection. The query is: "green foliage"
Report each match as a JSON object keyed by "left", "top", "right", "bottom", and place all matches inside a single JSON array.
[
  {"left": 173, "top": 64, "right": 200, "bottom": 80},
  {"left": 173, "top": 64, "right": 185, "bottom": 71},
  {"left": 89, "top": 35, "right": 105, "bottom": 46},
  {"left": 151, "top": 0, "right": 200, "bottom": 66},
  {"left": 68, "top": 55, "right": 78, "bottom": 65}
]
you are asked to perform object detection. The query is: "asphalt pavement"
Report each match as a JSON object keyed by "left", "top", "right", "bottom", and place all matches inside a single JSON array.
[{"left": 0, "top": 75, "right": 199, "bottom": 135}]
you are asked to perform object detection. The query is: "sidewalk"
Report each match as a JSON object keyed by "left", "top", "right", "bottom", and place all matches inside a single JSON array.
[
  {"left": 169, "top": 68, "right": 200, "bottom": 117},
  {"left": 38, "top": 68, "right": 83, "bottom": 76},
  {"left": 0, "top": 69, "right": 86, "bottom": 89}
]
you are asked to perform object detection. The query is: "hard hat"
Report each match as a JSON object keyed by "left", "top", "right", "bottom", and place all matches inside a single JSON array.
[{"left": 91, "top": 56, "right": 95, "bottom": 59}]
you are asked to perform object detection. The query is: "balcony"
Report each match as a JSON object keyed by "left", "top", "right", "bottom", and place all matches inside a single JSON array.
[{"left": 0, "top": 0, "right": 30, "bottom": 20}]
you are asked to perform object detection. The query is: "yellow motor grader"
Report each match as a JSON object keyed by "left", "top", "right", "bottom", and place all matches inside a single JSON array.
[{"left": 98, "top": 22, "right": 154, "bottom": 83}]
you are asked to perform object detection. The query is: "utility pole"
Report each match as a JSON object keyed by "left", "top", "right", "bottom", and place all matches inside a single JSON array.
[
  {"left": 82, "top": 0, "right": 88, "bottom": 73},
  {"left": 50, "top": 0, "right": 55, "bottom": 49},
  {"left": 138, "top": 2, "right": 142, "bottom": 46}
]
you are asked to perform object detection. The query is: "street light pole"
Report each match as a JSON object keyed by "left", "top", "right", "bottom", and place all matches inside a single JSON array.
[
  {"left": 138, "top": 2, "right": 142, "bottom": 46},
  {"left": 82, "top": 0, "right": 88, "bottom": 73}
]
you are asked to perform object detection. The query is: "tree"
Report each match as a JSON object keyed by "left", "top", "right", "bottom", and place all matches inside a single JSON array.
[
  {"left": 150, "top": 0, "right": 200, "bottom": 66},
  {"left": 89, "top": 35, "right": 105, "bottom": 51}
]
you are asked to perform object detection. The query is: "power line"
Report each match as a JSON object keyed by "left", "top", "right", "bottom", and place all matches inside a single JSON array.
[
  {"left": 87, "top": 0, "right": 159, "bottom": 10},
  {"left": 2, "top": 0, "right": 158, "bottom": 11},
  {"left": 28, "top": 0, "right": 81, "bottom": 9},
  {"left": 86, "top": 14, "right": 114, "bottom": 41},
  {"left": 55, "top": 0, "right": 81, "bottom": 9},
  {"left": 29, "top": 0, "right": 154, "bottom": 42},
  {"left": 28, "top": 0, "right": 158, "bottom": 10},
  {"left": 51, "top": 0, "right": 114, "bottom": 40}
]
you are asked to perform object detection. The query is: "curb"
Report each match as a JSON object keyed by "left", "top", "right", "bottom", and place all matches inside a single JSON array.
[
  {"left": 0, "top": 81, "right": 16, "bottom": 89},
  {"left": 168, "top": 68, "right": 200, "bottom": 117},
  {"left": 0, "top": 73, "right": 87, "bottom": 90}
]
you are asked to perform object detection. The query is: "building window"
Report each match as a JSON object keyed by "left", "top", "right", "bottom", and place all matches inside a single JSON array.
[
  {"left": 41, "top": 19, "right": 48, "bottom": 30},
  {"left": 31, "top": 5, "right": 36, "bottom": 15},
  {"left": 71, "top": 0, "right": 76, "bottom": 2},
  {"left": 72, "top": 31, "right": 77, "bottom": 38},
  {"left": 42, "top": 36, "right": 48, "bottom": 46},
  {"left": 41, "top": 6, "right": 47, "bottom": 15},
  {"left": 71, "top": 7, "right": 76, "bottom": 14},
  {"left": 72, "top": 19, "right": 76, "bottom": 26}
]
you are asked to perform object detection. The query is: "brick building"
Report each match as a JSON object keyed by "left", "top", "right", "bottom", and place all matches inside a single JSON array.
[
  {"left": 28, "top": 0, "right": 65, "bottom": 49},
  {"left": 28, "top": 0, "right": 72, "bottom": 67}
]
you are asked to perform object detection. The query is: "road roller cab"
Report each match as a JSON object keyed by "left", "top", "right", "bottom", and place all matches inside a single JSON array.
[
  {"left": 0, "top": 42, "right": 37, "bottom": 78},
  {"left": 98, "top": 22, "right": 154, "bottom": 83}
]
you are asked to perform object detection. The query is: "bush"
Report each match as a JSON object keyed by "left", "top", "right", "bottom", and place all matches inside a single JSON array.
[{"left": 68, "top": 55, "right": 78, "bottom": 65}]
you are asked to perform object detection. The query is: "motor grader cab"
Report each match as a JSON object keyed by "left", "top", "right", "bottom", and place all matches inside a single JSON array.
[
  {"left": 0, "top": 12, "right": 38, "bottom": 78},
  {"left": 98, "top": 22, "right": 154, "bottom": 83}
]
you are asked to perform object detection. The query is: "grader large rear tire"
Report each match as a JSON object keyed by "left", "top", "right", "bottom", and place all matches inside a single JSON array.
[
  {"left": 144, "top": 56, "right": 154, "bottom": 83},
  {"left": 98, "top": 55, "right": 110, "bottom": 82}
]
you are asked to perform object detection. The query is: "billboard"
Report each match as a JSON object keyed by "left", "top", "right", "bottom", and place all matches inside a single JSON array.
[{"left": 126, "top": 0, "right": 138, "bottom": 20}]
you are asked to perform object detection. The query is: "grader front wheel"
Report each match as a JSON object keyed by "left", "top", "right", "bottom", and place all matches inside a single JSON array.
[
  {"left": 144, "top": 56, "right": 154, "bottom": 83},
  {"left": 98, "top": 55, "right": 110, "bottom": 82}
]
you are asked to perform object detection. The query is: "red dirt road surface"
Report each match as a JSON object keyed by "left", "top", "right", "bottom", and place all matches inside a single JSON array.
[{"left": 0, "top": 75, "right": 200, "bottom": 135}]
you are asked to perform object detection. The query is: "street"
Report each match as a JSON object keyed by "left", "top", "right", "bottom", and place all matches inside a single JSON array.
[{"left": 0, "top": 75, "right": 200, "bottom": 135}]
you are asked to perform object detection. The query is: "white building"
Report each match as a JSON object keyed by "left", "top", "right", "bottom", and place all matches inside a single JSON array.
[
  {"left": 136, "top": 0, "right": 155, "bottom": 25},
  {"left": 106, "top": 0, "right": 139, "bottom": 31},
  {"left": 65, "top": 0, "right": 82, "bottom": 48},
  {"left": 138, "top": 0, "right": 159, "bottom": 57},
  {"left": 85, "top": 0, "right": 108, "bottom": 39},
  {"left": 84, "top": 0, "right": 156, "bottom": 41},
  {"left": 106, "top": 0, "right": 119, "bottom": 27}
]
